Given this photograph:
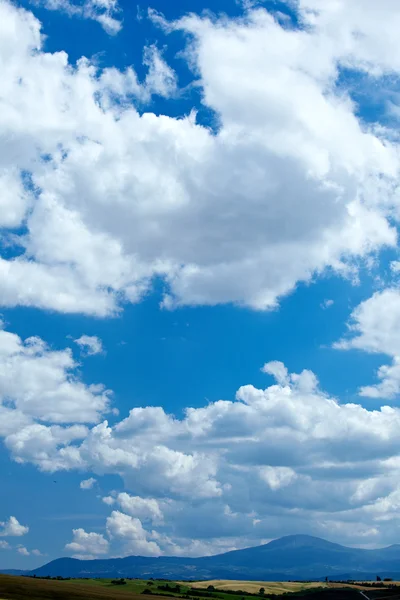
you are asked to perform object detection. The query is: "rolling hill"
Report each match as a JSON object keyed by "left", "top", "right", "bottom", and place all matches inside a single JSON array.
[{"left": 18, "top": 535, "right": 400, "bottom": 580}]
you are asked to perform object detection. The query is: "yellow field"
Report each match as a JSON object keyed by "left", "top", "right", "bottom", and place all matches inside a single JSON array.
[
  {"left": 189, "top": 581, "right": 330, "bottom": 594},
  {"left": 189, "top": 580, "right": 399, "bottom": 593}
]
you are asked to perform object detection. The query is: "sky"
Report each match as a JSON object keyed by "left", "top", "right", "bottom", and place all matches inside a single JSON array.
[{"left": 3, "top": 0, "right": 400, "bottom": 570}]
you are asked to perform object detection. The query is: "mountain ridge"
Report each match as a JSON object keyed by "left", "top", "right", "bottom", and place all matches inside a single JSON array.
[{"left": 5, "top": 535, "right": 400, "bottom": 581}]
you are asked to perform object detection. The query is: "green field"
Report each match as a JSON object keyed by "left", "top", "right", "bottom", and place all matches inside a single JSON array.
[
  {"left": 0, "top": 576, "right": 337, "bottom": 600},
  {"left": 0, "top": 575, "right": 398, "bottom": 600},
  {"left": 0, "top": 575, "right": 164, "bottom": 600}
]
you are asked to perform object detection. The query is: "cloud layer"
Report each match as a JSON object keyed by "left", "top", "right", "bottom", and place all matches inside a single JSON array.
[
  {"left": 0, "top": 0, "right": 400, "bottom": 318},
  {"left": 3, "top": 337, "right": 400, "bottom": 553}
]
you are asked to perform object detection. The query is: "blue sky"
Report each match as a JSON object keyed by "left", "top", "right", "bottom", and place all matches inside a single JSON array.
[{"left": 2, "top": 0, "right": 400, "bottom": 569}]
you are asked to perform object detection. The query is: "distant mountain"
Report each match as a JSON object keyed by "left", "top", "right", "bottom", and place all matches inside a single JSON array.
[
  {"left": 0, "top": 569, "right": 27, "bottom": 575},
  {"left": 27, "top": 535, "right": 400, "bottom": 581}
]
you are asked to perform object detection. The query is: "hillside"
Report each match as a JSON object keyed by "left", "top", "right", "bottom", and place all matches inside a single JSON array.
[
  {"left": 25, "top": 535, "right": 400, "bottom": 580},
  {"left": 0, "top": 575, "right": 167, "bottom": 600}
]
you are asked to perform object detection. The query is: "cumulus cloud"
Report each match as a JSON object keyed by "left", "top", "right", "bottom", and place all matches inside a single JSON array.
[
  {"left": 106, "top": 511, "right": 161, "bottom": 556},
  {"left": 17, "top": 546, "right": 30, "bottom": 556},
  {"left": 5, "top": 361, "right": 400, "bottom": 546},
  {"left": 80, "top": 477, "right": 97, "bottom": 490},
  {"left": 102, "top": 495, "right": 116, "bottom": 506},
  {"left": 0, "top": 0, "right": 399, "bottom": 318},
  {"left": 65, "top": 528, "right": 109, "bottom": 558},
  {"left": 0, "top": 517, "right": 29, "bottom": 537},
  {"left": 296, "top": 0, "right": 400, "bottom": 74},
  {"left": 74, "top": 336, "right": 103, "bottom": 356},
  {"left": 259, "top": 466, "right": 298, "bottom": 491},
  {"left": 335, "top": 289, "right": 400, "bottom": 399},
  {"left": 0, "top": 327, "right": 111, "bottom": 425},
  {"left": 0, "top": 541, "right": 9, "bottom": 549},
  {"left": 335, "top": 289, "right": 400, "bottom": 355},
  {"left": 114, "top": 494, "right": 164, "bottom": 524}
]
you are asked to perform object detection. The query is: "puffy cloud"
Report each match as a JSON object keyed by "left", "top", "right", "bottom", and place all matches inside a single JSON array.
[
  {"left": 335, "top": 289, "right": 400, "bottom": 355},
  {"left": 17, "top": 546, "right": 30, "bottom": 556},
  {"left": 6, "top": 362, "right": 400, "bottom": 546},
  {"left": 335, "top": 289, "right": 400, "bottom": 399},
  {"left": 0, "top": 327, "right": 111, "bottom": 425},
  {"left": 65, "top": 528, "right": 109, "bottom": 558},
  {"left": 359, "top": 359, "right": 400, "bottom": 400},
  {"left": 80, "top": 477, "right": 97, "bottom": 490},
  {"left": 74, "top": 336, "right": 103, "bottom": 356},
  {"left": 0, "top": 541, "right": 9, "bottom": 549},
  {"left": 106, "top": 511, "right": 161, "bottom": 556},
  {"left": 0, "top": 0, "right": 399, "bottom": 318},
  {"left": 0, "top": 169, "right": 31, "bottom": 228},
  {"left": 296, "top": 0, "right": 400, "bottom": 74},
  {"left": 102, "top": 495, "right": 115, "bottom": 506},
  {"left": 115, "top": 494, "right": 164, "bottom": 524},
  {"left": 77, "top": 422, "right": 222, "bottom": 499},
  {"left": 5, "top": 423, "right": 88, "bottom": 472},
  {"left": 0, "top": 517, "right": 29, "bottom": 537},
  {"left": 261, "top": 361, "right": 289, "bottom": 386},
  {"left": 259, "top": 466, "right": 298, "bottom": 491}
]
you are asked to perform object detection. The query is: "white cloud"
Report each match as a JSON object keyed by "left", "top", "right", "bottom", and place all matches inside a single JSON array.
[
  {"left": 74, "top": 336, "right": 103, "bottom": 356},
  {"left": 32, "top": 549, "right": 43, "bottom": 556},
  {"left": 0, "top": 1, "right": 399, "bottom": 317},
  {"left": 359, "top": 359, "right": 400, "bottom": 400},
  {"left": 0, "top": 169, "right": 31, "bottom": 228},
  {"left": 335, "top": 289, "right": 400, "bottom": 355},
  {"left": 102, "top": 495, "right": 116, "bottom": 506},
  {"left": 0, "top": 327, "right": 111, "bottom": 425},
  {"left": 0, "top": 541, "right": 9, "bottom": 549},
  {"left": 33, "top": 0, "right": 122, "bottom": 34},
  {"left": 0, "top": 517, "right": 29, "bottom": 537},
  {"left": 115, "top": 493, "right": 164, "bottom": 523},
  {"left": 17, "top": 546, "right": 30, "bottom": 556},
  {"left": 7, "top": 361, "right": 400, "bottom": 546},
  {"left": 5, "top": 423, "right": 88, "bottom": 472},
  {"left": 100, "top": 46, "right": 178, "bottom": 104},
  {"left": 261, "top": 361, "right": 289, "bottom": 385},
  {"left": 321, "top": 299, "right": 334, "bottom": 309},
  {"left": 296, "top": 0, "right": 400, "bottom": 74},
  {"left": 80, "top": 477, "right": 97, "bottom": 490},
  {"left": 106, "top": 511, "right": 161, "bottom": 556},
  {"left": 259, "top": 466, "right": 298, "bottom": 491},
  {"left": 65, "top": 528, "right": 109, "bottom": 557},
  {"left": 335, "top": 289, "right": 400, "bottom": 399}
]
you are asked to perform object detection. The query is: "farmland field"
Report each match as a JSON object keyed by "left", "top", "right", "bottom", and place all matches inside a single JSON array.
[
  {"left": 1, "top": 574, "right": 399, "bottom": 600},
  {"left": 0, "top": 575, "right": 166, "bottom": 600},
  {"left": 189, "top": 581, "right": 330, "bottom": 594}
]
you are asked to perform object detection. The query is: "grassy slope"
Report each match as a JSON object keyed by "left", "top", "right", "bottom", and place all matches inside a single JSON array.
[{"left": 0, "top": 575, "right": 166, "bottom": 600}]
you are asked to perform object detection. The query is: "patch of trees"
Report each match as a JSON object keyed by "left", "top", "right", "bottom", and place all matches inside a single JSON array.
[
  {"left": 26, "top": 575, "right": 72, "bottom": 581},
  {"left": 158, "top": 584, "right": 182, "bottom": 593},
  {"left": 111, "top": 578, "right": 127, "bottom": 585}
]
